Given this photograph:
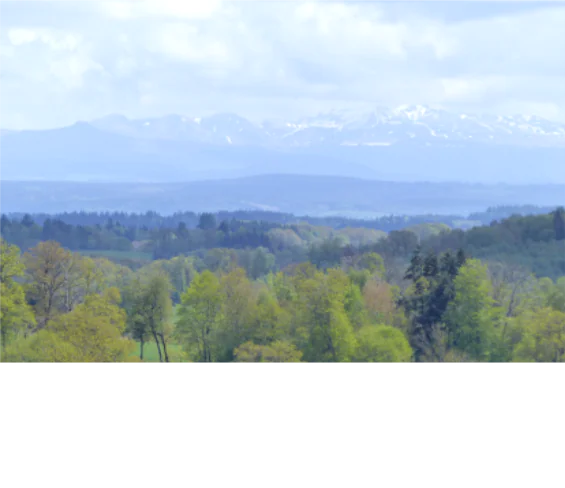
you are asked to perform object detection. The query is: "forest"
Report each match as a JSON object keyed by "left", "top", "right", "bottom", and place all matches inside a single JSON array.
[{"left": 1, "top": 207, "right": 564, "bottom": 362}]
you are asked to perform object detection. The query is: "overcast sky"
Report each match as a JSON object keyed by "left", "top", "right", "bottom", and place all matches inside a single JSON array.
[{"left": 1, "top": 0, "right": 564, "bottom": 129}]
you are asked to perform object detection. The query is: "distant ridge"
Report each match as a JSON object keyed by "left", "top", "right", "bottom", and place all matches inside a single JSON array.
[{"left": 2, "top": 175, "right": 563, "bottom": 216}]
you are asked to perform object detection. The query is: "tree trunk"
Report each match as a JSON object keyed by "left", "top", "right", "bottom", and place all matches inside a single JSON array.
[
  {"left": 140, "top": 339, "right": 144, "bottom": 361},
  {"left": 151, "top": 330, "right": 163, "bottom": 362},
  {"left": 148, "top": 315, "right": 163, "bottom": 362},
  {"left": 160, "top": 334, "right": 170, "bottom": 362}
]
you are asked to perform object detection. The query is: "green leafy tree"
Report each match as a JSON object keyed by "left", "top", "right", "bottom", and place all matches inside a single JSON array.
[
  {"left": 217, "top": 267, "right": 256, "bottom": 360},
  {"left": 251, "top": 287, "right": 290, "bottom": 345},
  {"left": 24, "top": 241, "right": 74, "bottom": 328},
  {"left": 356, "top": 252, "right": 385, "bottom": 278},
  {"left": 50, "top": 288, "right": 134, "bottom": 361},
  {"left": 444, "top": 259, "right": 498, "bottom": 360},
  {"left": 126, "top": 271, "right": 173, "bottom": 362},
  {"left": 354, "top": 325, "right": 412, "bottom": 362},
  {"left": 294, "top": 269, "right": 357, "bottom": 362},
  {"left": 539, "top": 277, "right": 565, "bottom": 313},
  {"left": 4, "top": 288, "right": 135, "bottom": 362},
  {"left": 512, "top": 307, "right": 565, "bottom": 362},
  {"left": 176, "top": 271, "right": 223, "bottom": 362},
  {"left": 344, "top": 282, "right": 369, "bottom": 331},
  {"left": 249, "top": 247, "right": 275, "bottom": 279},
  {"left": 0, "top": 239, "right": 36, "bottom": 350},
  {"left": 234, "top": 340, "right": 302, "bottom": 362}
]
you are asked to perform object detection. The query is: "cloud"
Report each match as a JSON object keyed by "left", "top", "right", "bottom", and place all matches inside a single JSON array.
[
  {"left": 1, "top": 0, "right": 564, "bottom": 129},
  {"left": 98, "top": 0, "right": 222, "bottom": 20}
]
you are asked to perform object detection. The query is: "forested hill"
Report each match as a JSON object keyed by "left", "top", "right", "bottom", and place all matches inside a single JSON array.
[
  {"left": 2, "top": 207, "right": 564, "bottom": 363},
  {"left": 1, "top": 207, "right": 564, "bottom": 280},
  {"left": 405, "top": 209, "right": 565, "bottom": 279}
]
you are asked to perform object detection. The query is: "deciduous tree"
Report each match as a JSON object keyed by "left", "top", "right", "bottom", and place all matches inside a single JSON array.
[
  {"left": 513, "top": 307, "right": 565, "bottom": 362},
  {"left": 126, "top": 271, "right": 173, "bottom": 361},
  {"left": 24, "top": 241, "right": 73, "bottom": 328},
  {"left": 354, "top": 325, "right": 412, "bottom": 362},
  {"left": 234, "top": 340, "right": 302, "bottom": 362},
  {"left": 176, "top": 271, "right": 223, "bottom": 362},
  {"left": 0, "top": 239, "right": 36, "bottom": 350},
  {"left": 444, "top": 259, "right": 498, "bottom": 360}
]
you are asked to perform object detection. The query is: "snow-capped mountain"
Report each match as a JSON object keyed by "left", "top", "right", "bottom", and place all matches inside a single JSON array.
[
  {"left": 2, "top": 105, "right": 564, "bottom": 185},
  {"left": 89, "top": 105, "right": 565, "bottom": 148},
  {"left": 273, "top": 105, "right": 565, "bottom": 147}
]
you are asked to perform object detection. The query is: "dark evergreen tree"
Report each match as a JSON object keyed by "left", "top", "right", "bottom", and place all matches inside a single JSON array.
[
  {"left": 198, "top": 213, "right": 217, "bottom": 231},
  {"left": 21, "top": 214, "right": 35, "bottom": 228},
  {"left": 553, "top": 207, "right": 565, "bottom": 240},
  {"left": 404, "top": 246, "right": 423, "bottom": 281},
  {"left": 440, "top": 251, "right": 458, "bottom": 278},
  {"left": 401, "top": 249, "right": 465, "bottom": 361},
  {"left": 423, "top": 250, "right": 439, "bottom": 278},
  {"left": 456, "top": 248, "right": 467, "bottom": 268},
  {"left": 218, "top": 220, "right": 230, "bottom": 234},
  {"left": 0, "top": 215, "right": 11, "bottom": 233},
  {"left": 176, "top": 221, "right": 188, "bottom": 238}
]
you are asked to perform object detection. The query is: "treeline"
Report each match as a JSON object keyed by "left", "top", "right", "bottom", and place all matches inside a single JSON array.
[
  {"left": 3, "top": 204, "right": 556, "bottom": 231},
  {"left": 2, "top": 236, "right": 564, "bottom": 363},
  {"left": 0, "top": 212, "right": 385, "bottom": 263},
  {"left": 2, "top": 208, "right": 564, "bottom": 280},
  {"left": 304, "top": 209, "right": 565, "bottom": 281},
  {"left": 420, "top": 210, "right": 565, "bottom": 279}
]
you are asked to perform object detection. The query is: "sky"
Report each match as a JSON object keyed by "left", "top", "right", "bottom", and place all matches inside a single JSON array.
[{"left": 1, "top": 0, "right": 564, "bottom": 129}]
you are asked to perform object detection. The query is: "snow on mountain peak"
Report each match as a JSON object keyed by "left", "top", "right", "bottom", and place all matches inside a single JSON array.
[
  {"left": 391, "top": 104, "right": 438, "bottom": 120},
  {"left": 84, "top": 107, "right": 565, "bottom": 148}
]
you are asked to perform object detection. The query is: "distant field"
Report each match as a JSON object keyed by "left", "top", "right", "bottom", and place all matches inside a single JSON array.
[{"left": 78, "top": 250, "right": 153, "bottom": 261}]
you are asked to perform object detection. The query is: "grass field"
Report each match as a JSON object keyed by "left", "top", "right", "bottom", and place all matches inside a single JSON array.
[
  {"left": 128, "top": 306, "right": 186, "bottom": 362},
  {"left": 131, "top": 341, "right": 186, "bottom": 362},
  {"left": 79, "top": 249, "right": 153, "bottom": 261}
]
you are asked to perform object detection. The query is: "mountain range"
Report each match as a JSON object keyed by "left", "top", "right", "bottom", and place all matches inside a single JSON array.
[
  {"left": 1, "top": 105, "right": 564, "bottom": 184},
  {"left": 90, "top": 105, "right": 565, "bottom": 148}
]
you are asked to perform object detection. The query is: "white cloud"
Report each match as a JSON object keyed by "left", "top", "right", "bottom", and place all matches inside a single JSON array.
[
  {"left": 1, "top": 1, "right": 565, "bottom": 128},
  {"left": 7, "top": 28, "right": 38, "bottom": 45},
  {"left": 99, "top": 0, "right": 222, "bottom": 20},
  {"left": 8, "top": 27, "right": 81, "bottom": 51},
  {"left": 147, "top": 22, "right": 230, "bottom": 64}
]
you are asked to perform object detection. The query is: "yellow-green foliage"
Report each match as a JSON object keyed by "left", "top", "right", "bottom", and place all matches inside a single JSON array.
[
  {"left": 234, "top": 340, "right": 302, "bottom": 362},
  {"left": 335, "top": 227, "right": 387, "bottom": 247},
  {"left": 405, "top": 223, "right": 451, "bottom": 241},
  {"left": 444, "top": 259, "right": 498, "bottom": 360},
  {"left": 4, "top": 288, "right": 135, "bottom": 362},
  {"left": 512, "top": 307, "right": 565, "bottom": 362},
  {"left": 267, "top": 228, "right": 304, "bottom": 248},
  {"left": 354, "top": 325, "right": 412, "bottom": 362},
  {"left": 0, "top": 239, "right": 36, "bottom": 349},
  {"left": 3, "top": 220, "right": 564, "bottom": 363}
]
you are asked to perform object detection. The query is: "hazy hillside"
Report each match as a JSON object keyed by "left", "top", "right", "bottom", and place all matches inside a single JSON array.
[
  {"left": 0, "top": 123, "right": 378, "bottom": 182},
  {"left": 2, "top": 175, "right": 563, "bottom": 216}
]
